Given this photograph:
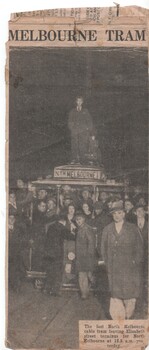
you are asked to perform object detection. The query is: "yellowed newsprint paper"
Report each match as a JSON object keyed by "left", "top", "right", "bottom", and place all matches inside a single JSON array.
[{"left": 6, "top": 5, "right": 149, "bottom": 350}]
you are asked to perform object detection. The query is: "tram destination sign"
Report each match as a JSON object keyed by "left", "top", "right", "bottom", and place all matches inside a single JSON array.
[{"left": 54, "top": 165, "right": 105, "bottom": 180}]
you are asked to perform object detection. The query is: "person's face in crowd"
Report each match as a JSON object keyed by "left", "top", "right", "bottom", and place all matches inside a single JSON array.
[
  {"left": 17, "top": 179, "right": 25, "bottom": 189},
  {"left": 9, "top": 215, "right": 16, "bottom": 231},
  {"left": 124, "top": 200, "right": 133, "bottom": 212},
  {"left": 76, "top": 97, "right": 83, "bottom": 110},
  {"left": 124, "top": 194, "right": 129, "bottom": 200},
  {"left": 135, "top": 207, "right": 145, "bottom": 218},
  {"left": 28, "top": 182, "right": 36, "bottom": 194},
  {"left": 124, "top": 178, "right": 130, "bottom": 186},
  {"left": 68, "top": 205, "right": 75, "bottom": 216},
  {"left": 82, "top": 203, "right": 90, "bottom": 214},
  {"left": 82, "top": 190, "right": 89, "bottom": 200},
  {"left": 47, "top": 199, "right": 56, "bottom": 210},
  {"left": 38, "top": 201, "right": 46, "bottom": 213},
  {"left": 63, "top": 185, "right": 71, "bottom": 194},
  {"left": 134, "top": 186, "right": 142, "bottom": 195},
  {"left": 9, "top": 193, "right": 16, "bottom": 204},
  {"left": 9, "top": 215, "right": 15, "bottom": 226},
  {"left": 76, "top": 215, "right": 85, "bottom": 227},
  {"left": 107, "top": 200, "right": 113, "bottom": 209},
  {"left": 112, "top": 210, "right": 125, "bottom": 223},
  {"left": 138, "top": 197, "right": 146, "bottom": 206},
  {"left": 38, "top": 189, "right": 47, "bottom": 200},
  {"left": 64, "top": 199, "right": 72, "bottom": 207},
  {"left": 100, "top": 191, "right": 108, "bottom": 202},
  {"left": 95, "top": 208, "right": 103, "bottom": 216}
]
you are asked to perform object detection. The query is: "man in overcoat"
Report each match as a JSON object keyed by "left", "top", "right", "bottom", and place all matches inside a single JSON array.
[
  {"left": 75, "top": 212, "right": 96, "bottom": 299},
  {"left": 8, "top": 214, "right": 28, "bottom": 292},
  {"left": 101, "top": 201, "right": 143, "bottom": 319},
  {"left": 30, "top": 201, "right": 47, "bottom": 271},
  {"left": 68, "top": 96, "right": 93, "bottom": 164},
  {"left": 134, "top": 203, "right": 148, "bottom": 309}
]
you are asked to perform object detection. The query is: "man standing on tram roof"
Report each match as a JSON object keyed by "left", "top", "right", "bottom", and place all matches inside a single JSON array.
[{"left": 68, "top": 96, "right": 93, "bottom": 164}]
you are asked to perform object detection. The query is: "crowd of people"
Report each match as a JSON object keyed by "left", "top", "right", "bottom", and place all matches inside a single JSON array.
[{"left": 8, "top": 178, "right": 148, "bottom": 319}]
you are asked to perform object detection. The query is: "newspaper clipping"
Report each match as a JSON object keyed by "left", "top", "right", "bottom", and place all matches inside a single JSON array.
[{"left": 6, "top": 5, "right": 149, "bottom": 350}]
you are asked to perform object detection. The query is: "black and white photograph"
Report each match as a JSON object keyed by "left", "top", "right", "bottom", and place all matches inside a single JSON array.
[{"left": 7, "top": 13, "right": 148, "bottom": 349}]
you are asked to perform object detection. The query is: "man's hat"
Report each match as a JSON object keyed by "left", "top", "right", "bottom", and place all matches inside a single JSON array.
[
  {"left": 134, "top": 202, "right": 146, "bottom": 210},
  {"left": 47, "top": 196, "right": 56, "bottom": 203},
  {"left": 75, "top": 211, "right": 85, "bottom": 218},
  {"left": 9, "top": 204, "right": 17, "bottom": 216},
  {"left": 93, "top": 201, "right": 103, "bottom": 210},
  {"left": 124, "top": 197, "right": 134, "bottom": 204},
  {"left": 110, "top": 200, "right": 125, "bottom": 213},
  {"left": 64, "top": 195, "right": 73, "bottom": 201},
  {"left": 58, "top": 211, "right": 67, "bottom": 221},
  {"left": 82, "top": 187, "right": 90, "bottom": 192}
]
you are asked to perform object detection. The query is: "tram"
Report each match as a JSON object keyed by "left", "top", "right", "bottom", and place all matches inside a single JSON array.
[{"left": 27, "top": 163, "right": 125, "bottom": 289}]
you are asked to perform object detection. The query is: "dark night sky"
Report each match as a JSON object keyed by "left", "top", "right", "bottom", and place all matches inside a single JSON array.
[{"left": 9, "top": 47, "right": 148, "bottom": 185}]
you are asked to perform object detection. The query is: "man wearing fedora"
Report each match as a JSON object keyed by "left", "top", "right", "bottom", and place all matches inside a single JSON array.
[
  {"left": 101, "top": 200, "right": 143, "bottom": 320},
  {"left": 134, "top": 203, "right": 148, "bottom": 310}
]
